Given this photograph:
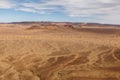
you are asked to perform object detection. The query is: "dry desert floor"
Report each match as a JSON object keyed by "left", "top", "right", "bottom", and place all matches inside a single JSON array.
[{"left": 0, "top": 24, "right": 120, "bottom": 80}]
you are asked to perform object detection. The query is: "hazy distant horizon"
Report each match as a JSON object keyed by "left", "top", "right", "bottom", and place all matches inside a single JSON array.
[{"left": 0, "top": 21, "right": 120, "bottom": 25}]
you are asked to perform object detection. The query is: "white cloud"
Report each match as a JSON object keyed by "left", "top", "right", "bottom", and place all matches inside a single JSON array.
[
  {"left": 0, "top": 0, "right": 120, "bottom": 24},
  {"left": 19, "top": 0, "right": 120, "bottom": 16},
  {"left": 0, "top": 0, "right": 15, "bottom": 8}
]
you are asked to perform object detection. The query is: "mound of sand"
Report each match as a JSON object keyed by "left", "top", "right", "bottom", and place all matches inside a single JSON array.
[{"left": 26, "top": 24, "right": 75, "bottom": 31}]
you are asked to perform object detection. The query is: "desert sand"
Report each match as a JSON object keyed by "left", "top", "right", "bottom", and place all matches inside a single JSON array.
[{"left": 0, "top": 23, "right": 120, "bottom": 80}]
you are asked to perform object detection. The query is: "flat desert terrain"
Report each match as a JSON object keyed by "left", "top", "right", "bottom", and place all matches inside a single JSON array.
[{"left": 0, "top": 23, "right": 120, "bottom": 80}]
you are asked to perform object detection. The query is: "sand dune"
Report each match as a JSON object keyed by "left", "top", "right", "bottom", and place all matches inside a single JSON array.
[{"left": 0, "top": 23, "right": 120, "bottom": 80}]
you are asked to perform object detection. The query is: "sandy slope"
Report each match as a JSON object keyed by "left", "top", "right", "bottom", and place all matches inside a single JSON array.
[{"left": 0, "top": 24, "right": 120, "bottom": 80}]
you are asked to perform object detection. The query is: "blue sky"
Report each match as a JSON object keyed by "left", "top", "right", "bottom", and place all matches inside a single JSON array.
[{"left": 0, "top": 0, "right": 120, "bottom": 24}]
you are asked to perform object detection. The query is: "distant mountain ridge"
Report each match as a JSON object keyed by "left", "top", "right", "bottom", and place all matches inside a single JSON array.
[{"left": 9, "top": 21, "right": 120, "bottom": 27}]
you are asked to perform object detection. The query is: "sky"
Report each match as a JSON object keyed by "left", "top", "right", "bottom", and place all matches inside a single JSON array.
[{"left": 0, "top": 0, "right": 120, "bottom": 24}]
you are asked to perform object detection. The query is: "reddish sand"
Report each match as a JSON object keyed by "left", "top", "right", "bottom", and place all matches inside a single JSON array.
[{"left": 0, "top": 23, "right": 120, "bottom": 80}]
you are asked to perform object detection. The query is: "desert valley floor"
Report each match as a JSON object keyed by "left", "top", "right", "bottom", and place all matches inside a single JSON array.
[{"left": 0, "top": 23, "right": 120, "bottom": 80}]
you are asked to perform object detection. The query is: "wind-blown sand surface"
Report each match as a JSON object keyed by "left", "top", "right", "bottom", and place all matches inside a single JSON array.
[{"left": 0, "top": 23, "right": 120, "bottom": 80}]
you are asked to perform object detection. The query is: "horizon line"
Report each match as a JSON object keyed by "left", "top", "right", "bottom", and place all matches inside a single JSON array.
[{"left": 0, "top": 21, "right": 120, "bottom": 26}]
